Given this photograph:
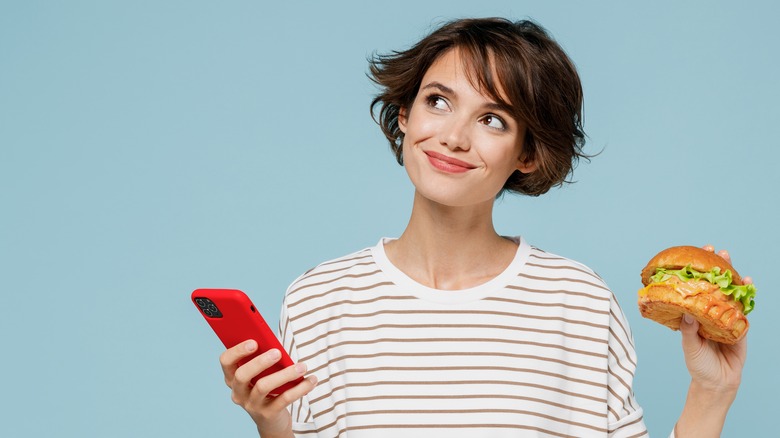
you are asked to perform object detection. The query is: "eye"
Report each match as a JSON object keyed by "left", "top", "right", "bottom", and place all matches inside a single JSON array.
[
  {"left": 480, "top": 114, "right": 506, "bottom": 131},
  {"left": 425, "top": 94, "right": 450, "bottom": 111}
]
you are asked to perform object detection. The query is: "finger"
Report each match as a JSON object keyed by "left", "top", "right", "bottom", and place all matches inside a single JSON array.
[
  {"left": 220, "top": 340, "right": 258, "bottom": 383},
  {"left": 717, "top": 249, "right": 730, "bottom": 263},
  {"left": 702, "top": 244, "right": 715, "bottom": 253},
  {"left": 733, "top": 331, "right": 748, "bottom": 359},
  {"left": 234, "top": 348, "right": 282, "bottom": 387},
  {"left": 264, "top": 375, "right": 319, "bottom": 412},
  {"left": 252, "top": 362, "right": 309, "bottom": 400},
  {"left": 232, "top": 349, "right": 283, "bottom": 402},
  {"left": 743, "top": 276, "right": 753, "bottom": 285},
  {"left": 680, "top": 313, "right": 704, "bottom": 358}
]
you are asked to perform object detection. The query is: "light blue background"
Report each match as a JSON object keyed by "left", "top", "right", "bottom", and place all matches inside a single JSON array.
[{"left": 1, "top": 1, "right": 777, "bottom": 436}]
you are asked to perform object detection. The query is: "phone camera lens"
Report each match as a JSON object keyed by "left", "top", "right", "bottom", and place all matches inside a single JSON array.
[
  {"left": 204, "top": 305, "right": 223, "bottom": 318},
  {"left": 194, "top": 297, "right": 222, "bottom": 317}
]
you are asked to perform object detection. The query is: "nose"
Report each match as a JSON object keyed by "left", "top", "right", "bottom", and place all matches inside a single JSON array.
[{"left": 439, "top": 115, "right": 470, "bottom": 151}]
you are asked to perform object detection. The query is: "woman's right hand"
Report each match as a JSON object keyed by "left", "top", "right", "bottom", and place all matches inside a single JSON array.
[{"left": 220, "top": 340, "right": 318, "bottom": 438}]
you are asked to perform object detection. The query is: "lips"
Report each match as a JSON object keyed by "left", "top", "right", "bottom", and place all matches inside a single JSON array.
[{"left": 424, "top": 151, "right": 477, "bottom": 173}]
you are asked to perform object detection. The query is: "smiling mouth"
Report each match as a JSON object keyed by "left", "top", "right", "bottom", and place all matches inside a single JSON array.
[{"left": 424, "top": 151, "right": 477, "bottom": 173}]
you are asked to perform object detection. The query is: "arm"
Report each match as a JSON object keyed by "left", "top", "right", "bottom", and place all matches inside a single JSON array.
[
  {"left": 673, "top": 315, "right": 745, "bottom": 437},
  {"left": 606, "top": 291, "right": 650, "bottom": 437},
  {"left": 673, "top": 247, "right": 748, "bottom": 437}
]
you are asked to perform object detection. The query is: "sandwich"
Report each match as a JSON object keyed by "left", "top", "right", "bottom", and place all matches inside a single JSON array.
[{"left": 638, "top": 245, "right": 756, "bottom": 344}]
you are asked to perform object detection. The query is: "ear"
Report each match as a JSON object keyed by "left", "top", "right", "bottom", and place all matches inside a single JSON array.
[
  {"left": 516, "top": 153, "right": 537, "bottom": 174},
  {"left": 514, "top": 127, "right": 536, "bottom": 174},
  {"left": 398, "top": 107, "right": 408, "bottom": 134}
]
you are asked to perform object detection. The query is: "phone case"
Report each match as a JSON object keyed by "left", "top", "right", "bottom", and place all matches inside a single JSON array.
[{"left": 191, "top": 288, "right": 303, "bottom": 396}]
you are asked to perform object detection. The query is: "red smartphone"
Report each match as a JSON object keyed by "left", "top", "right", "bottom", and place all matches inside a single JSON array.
[{"left": 191, "top": 288, "right": 303, "bottom": 396}]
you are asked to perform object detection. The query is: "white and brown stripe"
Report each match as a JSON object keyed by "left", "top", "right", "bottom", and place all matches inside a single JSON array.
[{"left": 279, "top": 238, "right": 648, "bottom": 437}]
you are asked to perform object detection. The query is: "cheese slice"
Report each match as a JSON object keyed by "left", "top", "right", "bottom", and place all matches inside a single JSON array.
[{"left": 639, "top": 276, "right": 719, "bottom": 298}]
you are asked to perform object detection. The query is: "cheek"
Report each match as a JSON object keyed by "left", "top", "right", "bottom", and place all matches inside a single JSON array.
[
  {"left": 404, "top": 111, "right": 441, "bottom": 142},
  {"left": 479, "top": 137, "right": 521, "bottom": 172},
  {"left": 402, "top": 137, "right": 425, "bottom": 171}
]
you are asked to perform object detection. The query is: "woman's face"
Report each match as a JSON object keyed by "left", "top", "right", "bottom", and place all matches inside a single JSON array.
[{"left": 399, "top": 49, "right": 536, "bottom": 208}]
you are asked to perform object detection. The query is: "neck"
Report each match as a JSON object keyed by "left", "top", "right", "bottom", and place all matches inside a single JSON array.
[{"left": 385, "top": 191, "right": 518, "bottom": 290}]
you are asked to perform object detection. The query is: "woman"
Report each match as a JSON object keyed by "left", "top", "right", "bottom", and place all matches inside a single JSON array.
[{"left": 219, "top": 18, "right": 746, "bottom": 437}]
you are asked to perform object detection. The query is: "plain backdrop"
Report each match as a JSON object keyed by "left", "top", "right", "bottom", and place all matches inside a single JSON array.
[{"left": 1, "top": 1, "right": 778, "bottom": 436}]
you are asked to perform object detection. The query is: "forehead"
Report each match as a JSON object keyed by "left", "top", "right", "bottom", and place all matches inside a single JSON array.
[{"left": 421, "top": 48, "right": 511, "bottom": 106}]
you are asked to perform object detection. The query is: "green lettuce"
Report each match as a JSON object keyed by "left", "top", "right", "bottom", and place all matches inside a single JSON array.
[
  {"left": 651, "top": 265, "right": 756, "bottom": 314},
  {"left": 650, "top": 265, "right": 756, "bottom": 315}
]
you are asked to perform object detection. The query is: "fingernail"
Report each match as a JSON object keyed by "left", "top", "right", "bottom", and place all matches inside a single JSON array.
[
  {"left": 246, "top": 341, "right": 257, "bottom": 352},
  {"left": 683, "top": 314, "right": 694, "bottom": 324},
  {"left": 296, "top": 363, "right": 307, "bottom": 375},
  {"left": 268, "top": 349, "right": 281, "bottom": 360}
]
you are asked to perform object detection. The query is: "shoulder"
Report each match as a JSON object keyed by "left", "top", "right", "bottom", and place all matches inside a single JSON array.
[
  {"left": 525, "top": 246, "right": 635, "bottom": 334},
  {"left": 283, "top": 243, "right": 382, "bottom": 305},
  {"left": 514, "top": 243, "right": 621, "bottom": 315},
  {"left": 524, "top": 245, "right": 609, "bottom": 289}
]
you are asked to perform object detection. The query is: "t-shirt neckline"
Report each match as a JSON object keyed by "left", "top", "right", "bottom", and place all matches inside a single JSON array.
[{"left": 370, "top": 236, "right": 531, "bottom": 304}]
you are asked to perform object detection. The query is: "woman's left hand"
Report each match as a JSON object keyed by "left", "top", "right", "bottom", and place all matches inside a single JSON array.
[
  {"left": 679, "top": 245, "right": 749, "bottom": 395},
  {"left": 673, "top": 245, "right": 750, "bottom": 436}
]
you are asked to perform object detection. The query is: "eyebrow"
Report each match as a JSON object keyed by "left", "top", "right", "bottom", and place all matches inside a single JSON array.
[
  {"left": 421, "top": 81, "right": 455, "bottom": 96},
  {"left": 421, "top": 81, "right": 513, "bottom": 114}
]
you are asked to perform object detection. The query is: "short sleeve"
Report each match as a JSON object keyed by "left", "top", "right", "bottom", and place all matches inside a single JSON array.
[
  {"left": 279, "top": 295, "right": 318, "bottom": 436},
  {"left": 606, "top": 292, "right": 649, "bottom": 437}
]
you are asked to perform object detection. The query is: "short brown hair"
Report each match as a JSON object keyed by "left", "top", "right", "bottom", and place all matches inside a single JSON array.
[{"left": 369, "top": 17, "right": 587, "bottom": 196}]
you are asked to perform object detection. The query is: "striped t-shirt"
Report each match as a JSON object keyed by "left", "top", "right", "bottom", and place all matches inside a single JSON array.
[{"left": 279, "top": 237, "right": 649, "bottom": 437}]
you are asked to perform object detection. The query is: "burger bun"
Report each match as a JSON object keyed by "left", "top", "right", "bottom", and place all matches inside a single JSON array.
[{"left": 638, "top": 246, "right": 749, "bottom": 344}]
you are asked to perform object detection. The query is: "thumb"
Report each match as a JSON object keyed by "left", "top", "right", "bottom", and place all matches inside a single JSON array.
[{"left": 680, "top": 313, "right": 703, "bottom": 356}]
